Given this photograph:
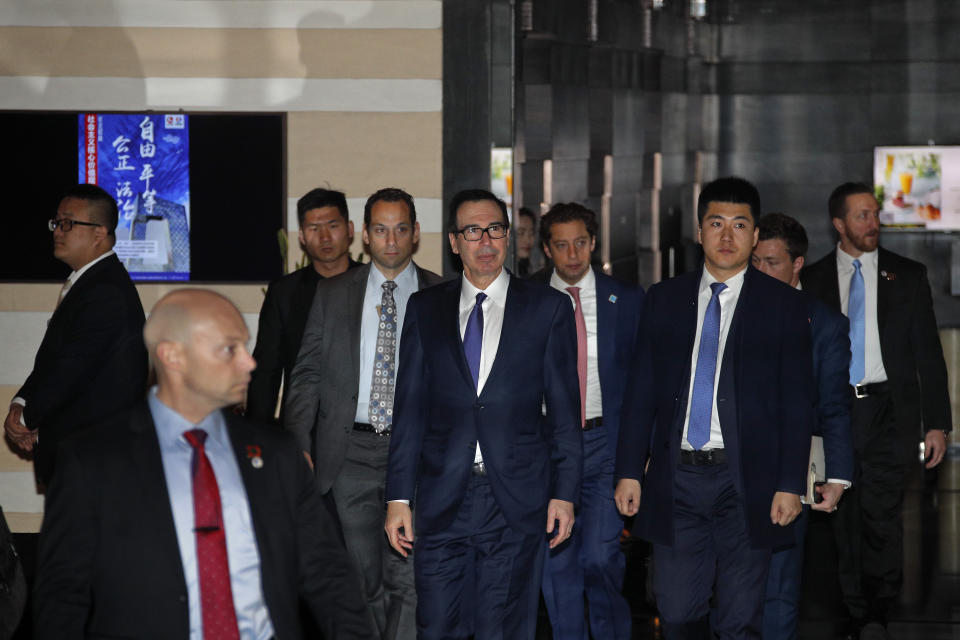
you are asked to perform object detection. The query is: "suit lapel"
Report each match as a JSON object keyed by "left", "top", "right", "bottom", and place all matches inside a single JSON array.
[
  {"left": 594, "top": 270, "right": 616, "bottom": 388},
  {"left": 128, "top": 404, "right": 189, "bottom": 591},
  {"left": 877, "top": 248, "right": 892, "bottom": 358},
  {"left": 821, "top": 251, "right": 842, "bottom": 312},
  {"left": 346, "top": 264, "right": 371, "bottom": 385},
  {"left": 481, "top": 276, "right": 528, "bottom": 397},
  {"left": 443, "top": 277, "right": 476, "bottom": 391}
]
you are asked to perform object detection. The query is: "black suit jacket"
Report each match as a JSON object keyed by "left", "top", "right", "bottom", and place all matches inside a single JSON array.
[
  {"left": 802, "top": 248, "right": 951, "bottom": 439},
  {"left": 18, "top": 253, "right": 147, "bottom": 486},
  {"left": 34, "top": 403, "right": 374, "bottom": 640},
  {"left": 247, "top": 259, "right": 360, "bottom": 424},
  {"left": 385, "top": 274, "right": 583, "bottom": 535},
  {"left": 284, "top": 262, "right": 444, "bottom": 493},
  {"left": 615, "top": 266, "right": 815, "bottom": 549}
]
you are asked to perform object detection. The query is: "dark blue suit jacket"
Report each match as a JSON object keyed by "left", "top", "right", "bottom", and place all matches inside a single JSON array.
[
  {"left": 804, "top": 292, "right": 854, "bottom": 482},
  {"left": 385, "top": 274, "right": 583, "bottom": 535},
  {"left": 594, "top": 271, "right": 644, "bottom": 461},
  {"left": 532, "top": 267, "right": 644, "bottom": 462},
  {"left": 615, "top": 266, "right": 815, "bottom": 549}
]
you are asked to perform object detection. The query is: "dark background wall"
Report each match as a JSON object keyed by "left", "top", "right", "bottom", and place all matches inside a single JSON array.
[{"left": 509, "top": 0, "right": 960, "bottom": 324}]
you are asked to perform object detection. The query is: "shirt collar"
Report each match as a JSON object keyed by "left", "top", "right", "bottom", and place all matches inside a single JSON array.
[
  {"left": 147, "top": 386, "right": 230, "bottom": 451},
  {"left": 699, "top": 264, "right": 747, "bottom": 296},
  {"left": 369, "top": 259, "right": 417, "bottom": 290},
  {"left": 836, "top": 243, "right": 878, "bottom": 269},
  {"left": 550, "top": 265, "right": 595, "bottom": 293},
  {"left": 460, "top": 268, "right": 510, "bottom": 310},
  {"left": 68, "top": 250, "right": 115, "bottom": 286}
]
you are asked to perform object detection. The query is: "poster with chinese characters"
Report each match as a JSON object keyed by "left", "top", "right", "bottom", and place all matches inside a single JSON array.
[
  {"left": 874, "top": 146, "right": 960, "bottom": 230},
  {"left": 78, "top": 113, "right": 190, "bottom": 281}
]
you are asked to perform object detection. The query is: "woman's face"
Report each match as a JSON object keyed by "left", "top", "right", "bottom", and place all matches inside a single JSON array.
[{"left": 515, "top": 215, "right": 535, "bottom": 259}]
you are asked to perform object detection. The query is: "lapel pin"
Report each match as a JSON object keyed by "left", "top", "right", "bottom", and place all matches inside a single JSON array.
[
  {"left": 246, "top": 444, "right": 264, "bottom": 469},
  {"left": 880, "top": 270, "right": 896, "bottom": 281},
  {"left": 608, "top": 294, "right": 617, "bottom": 303}
]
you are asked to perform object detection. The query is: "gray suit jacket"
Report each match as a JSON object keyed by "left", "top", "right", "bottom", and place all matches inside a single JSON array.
[{"left": 284, "top": 262, "right": 444, "bottom": 493}]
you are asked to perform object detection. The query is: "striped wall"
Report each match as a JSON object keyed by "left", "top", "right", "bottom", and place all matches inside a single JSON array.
[{"left": 0, "top": 0, "right": 443, "bottom": 532}]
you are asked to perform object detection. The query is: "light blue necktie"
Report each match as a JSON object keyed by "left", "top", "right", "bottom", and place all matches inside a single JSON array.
[
  {"left": 848, "top": 259, "right": 865, "bottom": 385},
  {"left": 463, "top": 292, "right": 487, "bottom": 390},
  {"left": 688, "top": 282, "right": 726, "bottom": 450}
]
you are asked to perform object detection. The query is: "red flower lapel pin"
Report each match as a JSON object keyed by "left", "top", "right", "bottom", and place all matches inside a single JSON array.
[{"left": 246, "top": 444, "right": 264, "bottom": 469}]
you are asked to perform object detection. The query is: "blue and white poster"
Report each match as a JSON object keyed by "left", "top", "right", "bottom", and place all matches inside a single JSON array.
[{"left": 79, "top": 113, "right": 190, "bottom": 281}]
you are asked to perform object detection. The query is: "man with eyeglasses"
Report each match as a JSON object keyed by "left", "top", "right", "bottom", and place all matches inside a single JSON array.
[
  {"left": 285, "top": 187, "right": 441, "bottom": 640},
  {"left": 4, "top": 184, "right": 147, "bottom": 488},
  {"left": 384, "top": 189, "right": 582, "bottom": 639}
]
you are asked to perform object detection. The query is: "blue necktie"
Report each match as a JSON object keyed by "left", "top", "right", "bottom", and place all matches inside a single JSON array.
[
  {"left": 848, "top": 259, "right": 865, "bottom": 385},
  {"left": 688, "top": 282, "right": 726, "bottom": 450},
  {"left": 463, "top": 292, "right": 487, "bottom": 390}
]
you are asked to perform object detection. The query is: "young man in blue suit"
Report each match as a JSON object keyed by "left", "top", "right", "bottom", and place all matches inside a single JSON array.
[
  {"left": 615, "top": 177, "right": 815, "bottom": 639},
  {"left": 532, "top": 203, "right": 643, "bottom": 640},
  {"left": 384, "top": 189, "right": 582, "bottom": 639},
  {"left": 752, "top": 213, "right": 854, "bottom": 640}
]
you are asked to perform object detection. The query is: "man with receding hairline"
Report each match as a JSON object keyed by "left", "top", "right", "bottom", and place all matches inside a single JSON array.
[
  {"left": 4, "top": 183, "right": 146, "bottom": 488},
  {"left": 35, "top": 289, "right": 374, "bottom": 640}
]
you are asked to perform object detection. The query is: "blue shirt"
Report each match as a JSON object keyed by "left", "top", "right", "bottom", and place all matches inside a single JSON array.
[
  {"left": 355, "top": 261, "right": 419, "bottom": 423},
  {"left": 148, "top": 388, "right": 274, "bottom": 640}
]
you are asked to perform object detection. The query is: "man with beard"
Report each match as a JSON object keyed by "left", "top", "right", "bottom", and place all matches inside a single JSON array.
[
  {"left": 247, "top": 188, "right": 361, "bottom": 425},
  {"left": 802, "top": 182, "right": 951, "bottom": 640}
]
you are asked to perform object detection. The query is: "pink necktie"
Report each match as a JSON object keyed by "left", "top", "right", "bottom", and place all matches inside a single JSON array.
[
  {"left": 183, "top": 429, "right": 240, "bottom": 640},
  {"left": 567, "top": 287, "right": 587, "bottom": 427}
]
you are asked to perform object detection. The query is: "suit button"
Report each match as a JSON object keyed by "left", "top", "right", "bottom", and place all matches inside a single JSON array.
[{"left": 179, "top": 595, "right": 186, "bottom": 603}]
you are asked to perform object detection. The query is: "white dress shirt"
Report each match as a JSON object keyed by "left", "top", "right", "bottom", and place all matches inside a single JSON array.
[
  {"left": 13, "top": 250, "right": 117, "bottom": 424},
  {"left": 459, "top": 268, "right": 510, "bottom": 463},
  {"left": 836, "top": 245, "right": 887, "bottom": 385},
  {"left": 549, "top": 267, "right": 603, "bottom": 419},
  {"left": 680, "top": 266, "right": 747, "bottom": 451},
  {"left": 355, "top": 261, "right": 419, "bottom": 424},
  {"left": 148, "top": 388, "right": 274, "bottom": 640}
]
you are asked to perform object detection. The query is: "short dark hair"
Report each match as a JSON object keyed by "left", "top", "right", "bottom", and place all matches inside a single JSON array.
[
  {"left": 757, "top": 213, "right": 809, "bottom": 261},
  {"left": 517, "top": 207, "right": 537, "bottom": 225},
  {"left": 539, "top": 202, "right": 598, "bottom": 246},
  {"left": 697, "top": 176, "right": 761, "bottom": 226},
  {"left": 63, "top": 184, "right": 117, "bottom": 235},
  {"left": 447, "top": 189, "right": 509, "bottom": 233},
  {"left": 828, "top": 182, "right": 875, "bottom": 220},
  {"left": 297, "top": 188, "right": 349, "bottom": 227},
  {"left": 363, "top": 187, "right": 417, "bottom": 227}
]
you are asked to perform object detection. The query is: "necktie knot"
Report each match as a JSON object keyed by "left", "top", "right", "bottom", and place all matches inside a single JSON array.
[
  {"left": 709, "top": 282, "right": 727, "bottom": 297},
  {"left": 382, "top": 280, "right": 397, "bottom": 293},
  {"left": 184, "top": 428, "right": 208, "bottom": 450},
  {"left": 852, "top": 259, "right": 862, "bottom": 272},
  {"left": 566, "top": 286, "right": 581, "bottom": 303},
  {"left": 475, "top": 291, "right": 487, "bottom": 307}
]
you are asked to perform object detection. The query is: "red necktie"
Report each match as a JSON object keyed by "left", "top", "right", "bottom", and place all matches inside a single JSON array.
[
  {"left": 183, "top": 429, "right": 240, "bottom": 640},
  {"left": 567, "top": 287, "right": 587, "bottom": 427}
]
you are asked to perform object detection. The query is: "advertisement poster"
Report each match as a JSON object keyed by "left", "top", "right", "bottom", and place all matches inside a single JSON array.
[
  {"left": 78, "top": 113, "right": 190, "bottom": 281},
  {"left": 874, "top": 146, "right": 960, "bottom": 230}
]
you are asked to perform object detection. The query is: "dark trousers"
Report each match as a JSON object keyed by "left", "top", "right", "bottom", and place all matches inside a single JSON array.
[
  {"left": 653, "top": 463, "right": 771, "bottom": 640},
  {"left": 331, "top": 430, "right": 417, "bottom": 640},
  {"left": 542, "top": 426, "right": 631, "bottom": 640},
  {"left": 414, "top": 474, "right": 544, "bottom": 640},
  {"left": 833, "top": 393, "right": 910, "bottom": 625},
  {"left": 762, "top": 506, "right": 809, "bottom": 640}
]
